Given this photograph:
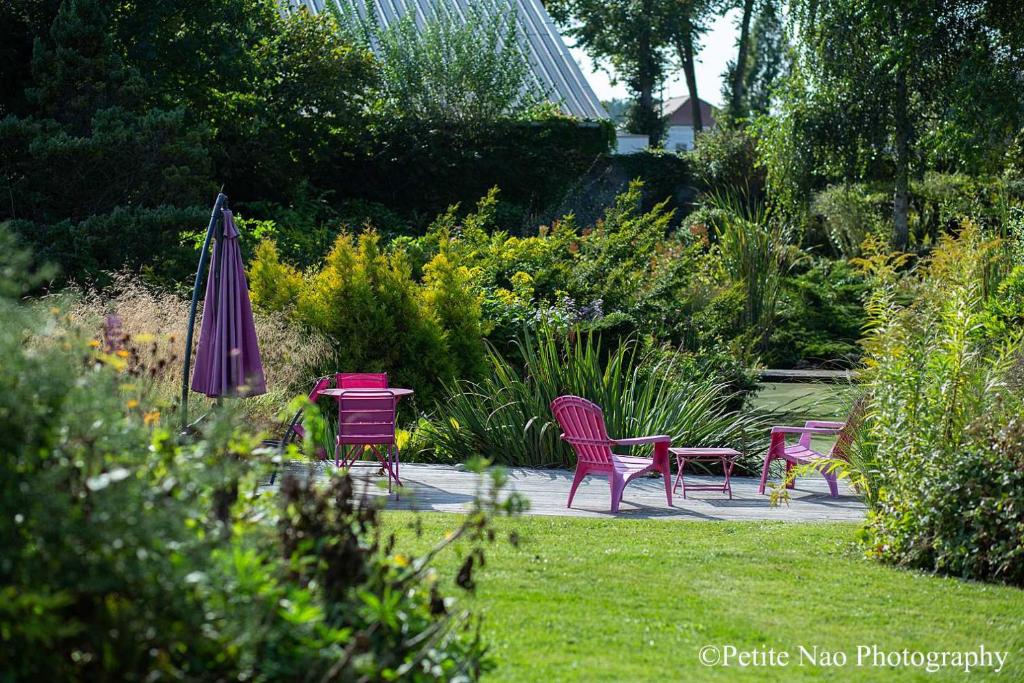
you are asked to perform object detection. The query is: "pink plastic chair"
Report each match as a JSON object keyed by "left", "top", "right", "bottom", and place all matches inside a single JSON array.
[
  {"left": 336, "top": 372, "right": 389, "bottom": 389},
  {"left": 551, "top": 395, "right": 673, "bottom": 513},
  {"left": 335, "top": 390, "right": 401, "bottom": 492},
  {"left": 757, "top": 409, "right": 860, "bottom": 497}
]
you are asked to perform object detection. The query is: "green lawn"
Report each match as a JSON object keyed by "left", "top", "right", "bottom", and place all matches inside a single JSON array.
[{"left": 389, "top": 514, "right": 1024, "bottom": 682}]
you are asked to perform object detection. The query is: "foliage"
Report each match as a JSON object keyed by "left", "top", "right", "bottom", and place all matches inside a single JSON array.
[
  {"left": 0, "top": 0, "right": 213, "bottom": 283},
  {"left": 720, "top": 1, "right": 790, "bottom": 120},
  {"left": 765, "top": 259, "right": 868, "bottom": 367},
  {"left": 703, "top": 191, "right": 793, "bottom": 352},
  {"left": 333, "top": 0, "right": 540, "bottom": 128},
  {"left": 547, "top": 0, "right": 673, "bottom": 143},
  {"left": 773, "top": 0, "right": 1024, "bottom": 246},
  {"left": 809, "top": 184, "right": 890, "bottom": 258},
  {"left": 250, "top": 231, "right": 488, "bottom": 403},
  {"left": 854, "top": 224, "right": 1024, "bottom": 585},
  {"left": 690, "top": 125, "right": 765, "bottom": 199},
  {"left": 425, "top": 327, "right": 769, "bottom": 469},
  {"left": 0, "top": 240, "right": 523, "bottom": 679},
  {"left": 346, "top": 116, "right": 614, "bottom": 230}
]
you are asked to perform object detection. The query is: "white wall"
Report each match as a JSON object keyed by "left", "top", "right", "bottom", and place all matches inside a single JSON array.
[
  {"left": 665, "top": 125, "right": 696, "bottom": 151},
  {"left": 615, "top": 133, "right": 649, "bottom": 155}
]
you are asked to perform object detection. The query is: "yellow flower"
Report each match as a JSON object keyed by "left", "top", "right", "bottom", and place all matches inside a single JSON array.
[
  {"left": 392, "top": 553, "right": 410, "bottom": 568},
  {"left": 143, "top": 410, "right": 161, "bottom": 426},
  {"left": 115, "top": 349, "right": 130, "bottom": 358},
  {"left": 88, "top": 339, "right": 101, "bottom": 348},
  {"left": 126, "top": 399, "right": 139, "bottom": 409}
]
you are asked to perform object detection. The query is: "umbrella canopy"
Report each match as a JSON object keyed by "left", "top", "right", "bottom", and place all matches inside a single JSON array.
[{"left": 190, "top": 209, "right": 266, "bottom": 397}]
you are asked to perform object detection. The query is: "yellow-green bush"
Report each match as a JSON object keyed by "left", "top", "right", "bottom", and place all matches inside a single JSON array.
[{"left": 250, "top": 231, "right": 487, "bottom": 401}]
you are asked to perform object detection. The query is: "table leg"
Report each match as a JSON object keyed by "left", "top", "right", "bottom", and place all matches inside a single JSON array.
[
  {"left": 723, "top": 457, "right": 734, "bottom": 500},
  {"left": 673, "top": 456, "right": 687, "bottom": 499}
]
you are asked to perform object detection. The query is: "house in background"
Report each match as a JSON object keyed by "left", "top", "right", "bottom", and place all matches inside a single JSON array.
[
  {"left": 614, "top": 95, "right": 718, "bottom": 154},
  {"left": 289, "top": 0, "right": 608, "bottom": 120},
  {"left": 662, "top": 95, "right": 717, "bottom": 151}
]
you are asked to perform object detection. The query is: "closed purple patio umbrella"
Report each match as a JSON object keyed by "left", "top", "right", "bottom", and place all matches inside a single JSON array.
[{"left": 181, "top": 193, "right": 265, "bottom": 425}]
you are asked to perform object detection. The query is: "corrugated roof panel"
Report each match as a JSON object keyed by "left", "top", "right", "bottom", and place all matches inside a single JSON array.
[{"left": 293, "top": 0, "right": 607, "bottom": 119}]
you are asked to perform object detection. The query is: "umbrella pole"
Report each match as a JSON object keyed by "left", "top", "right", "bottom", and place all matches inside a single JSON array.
[{"left": 181, "top": 192, "right": 227, "bottom": 430}]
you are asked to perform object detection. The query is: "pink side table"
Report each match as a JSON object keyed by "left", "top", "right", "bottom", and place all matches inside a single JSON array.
[{"left": 669, "top": 447, "right": 742, "bottom": 499}]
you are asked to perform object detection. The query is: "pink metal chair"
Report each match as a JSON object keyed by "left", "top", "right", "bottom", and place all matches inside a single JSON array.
[
  {"left": 551, "top": 395, "right": 673, "bottom": 513},
  {"left": 335, "top": 390, "right": 401, "bottom": 493},
  {"left": 757, "top": 410, "right": 860, "bottom": 497},
  {"left": 266, "top": 376, "right": 332, "bottom": 485},
  {"left": 336, "top": 372, "right": 389, "bottom": 389}
]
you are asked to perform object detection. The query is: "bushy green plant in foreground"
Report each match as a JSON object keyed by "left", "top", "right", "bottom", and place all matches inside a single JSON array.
[
  {"left": 425, "top": 328, "right": 771, "bottom": 469},
  {"left": 854, "top": 224, "right": 1024, "bottom": 585},
  {"left": 0, "top": 248, "right": 522, "bottom": 680}
]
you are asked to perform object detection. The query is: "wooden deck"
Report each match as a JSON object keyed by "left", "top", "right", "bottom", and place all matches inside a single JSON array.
[{"left": 270, "top": 462, "right": 866, "bottom": 522}]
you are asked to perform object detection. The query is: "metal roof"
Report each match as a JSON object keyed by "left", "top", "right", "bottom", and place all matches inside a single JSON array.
[{"left": 288, "top": 0, "right": 608, "bottom": 120}]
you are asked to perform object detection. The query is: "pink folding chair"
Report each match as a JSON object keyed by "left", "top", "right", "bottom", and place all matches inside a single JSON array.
[
  {"left": 266, "top": 375, "right": 332, "bottom": 485},
  {"left": 335, "top": 390, "right": 401, "bottom": 493},
  {"left": 551, "top": 395, "right": 673, "bottom": 513},
  {"left": 336, "top": 372, "right": 388, "bottom": 389}
]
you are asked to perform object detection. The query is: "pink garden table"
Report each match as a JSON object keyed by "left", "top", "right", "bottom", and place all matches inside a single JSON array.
[
  {"left": 319, "top": 388, "right": 414, "bottom": 400},
  {"left": 669, "top": 447, "right": 742, "bottom": 499}
]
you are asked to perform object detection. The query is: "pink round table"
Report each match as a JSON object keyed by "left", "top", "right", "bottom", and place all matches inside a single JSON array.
[{"left": 320, "top": 388, "right": 414, "bottom": 399}]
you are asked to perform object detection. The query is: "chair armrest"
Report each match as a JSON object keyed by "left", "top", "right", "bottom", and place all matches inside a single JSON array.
[
  {"left": 804, "top": 420, "right": 846, "bottom": 430},
  {"left": 771, "top": 426, "right": 843, "bottom": 436},
  {"left": 611, "top": 435, "right": 671, "bottom": 446}
]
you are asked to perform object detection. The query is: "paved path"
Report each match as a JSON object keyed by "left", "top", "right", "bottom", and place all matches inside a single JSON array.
[{"left": 272, "top": 462, "right": 866, "bottom": 522}]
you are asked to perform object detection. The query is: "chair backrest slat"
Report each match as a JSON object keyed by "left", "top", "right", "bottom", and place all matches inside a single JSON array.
[
  {"left": 337, "top": 372, "right": 389, "bottom": 389},
  {"left": 551, "top": 395, "right": 613, "bottom": 465},
  {"left": 830, "top": 399, "right": 866, "bottom": 460}
]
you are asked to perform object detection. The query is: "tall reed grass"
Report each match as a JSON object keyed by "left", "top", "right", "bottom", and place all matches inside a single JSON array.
[
  {"left": 44, "top": 274, "right": 332, "bottom": 429},
  {"left": 427, "top": 328, "right": 771, "bottom": 469}
]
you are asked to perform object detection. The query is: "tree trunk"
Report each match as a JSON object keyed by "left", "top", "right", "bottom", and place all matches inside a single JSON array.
[
  {"left": 639, "top": 0, "right": 660, "bottom": 147},
  {"left": 731, "top": 0, "right": 756, "bottom": 119},
  {"left": 892, "top": 56, "right": 911, "bottom": 249},
  {"left": 679, "top": 27, "right": 702, "bottom": 134}
]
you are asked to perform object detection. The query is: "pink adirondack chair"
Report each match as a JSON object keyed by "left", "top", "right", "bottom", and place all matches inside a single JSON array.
[
  {"left": 335, "top": 390, "right": 401, "bottom": 492},
  {"left": 757, "top": 410, "right": 860, "bottom": 497},
  {"left": 551, "top": 395, "right": 673, "bottom": 513},
  {"left": 337, "top": 372, "right": 389, "bottom": 389}
]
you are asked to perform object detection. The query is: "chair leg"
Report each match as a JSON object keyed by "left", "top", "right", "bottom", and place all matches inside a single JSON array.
[
  {"left": 758, "top": 453, "right": 773, "bottom": 494},
  {"left": 822, "top": 470, "right": 839, "bottom": 498},
  {"left": 567, "top": 466, "right": 587, "bottom": 508},
  {"left": 610, "top": 474, "right": 626, "bottom": 513}
]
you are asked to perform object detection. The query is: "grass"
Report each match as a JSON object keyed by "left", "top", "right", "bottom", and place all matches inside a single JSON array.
[{"left": 388, "top": 513, "right": 1024, "bottom": 682}]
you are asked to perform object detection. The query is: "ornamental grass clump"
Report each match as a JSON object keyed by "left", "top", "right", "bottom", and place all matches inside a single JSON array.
[{"left": 427, "top": 326, "right": 770, "bottom": 469}]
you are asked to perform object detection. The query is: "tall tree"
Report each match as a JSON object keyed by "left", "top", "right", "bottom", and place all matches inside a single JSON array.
[
  {"left": 667, "top": 0, "right": 715, "bottom": 134},
  {"left": 728, "top": 0, "right": 755, "bottom": 120},
  {"left": 547, "top": 0, "right": 673, "bottom": 146},
  {"left": 765, "top": 0, "right": 1024, "bottom": 249},
  {"left": 721, "top": 1, "right": 789, "bottom": 118}
]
